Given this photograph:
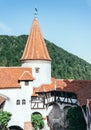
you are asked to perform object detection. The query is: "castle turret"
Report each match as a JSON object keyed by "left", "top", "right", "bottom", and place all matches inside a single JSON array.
[{"left": 21, "top": 18, "right": 51, "bottom": 86}]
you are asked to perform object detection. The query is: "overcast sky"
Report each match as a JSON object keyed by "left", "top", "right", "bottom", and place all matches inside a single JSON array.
[{"left": 0, "top": 0, "right": 91, "bottom": 63}]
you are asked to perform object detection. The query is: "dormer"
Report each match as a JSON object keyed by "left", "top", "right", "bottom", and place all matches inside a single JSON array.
[{"left": 19, "top": 71, "right": 34, "bottom": 86}]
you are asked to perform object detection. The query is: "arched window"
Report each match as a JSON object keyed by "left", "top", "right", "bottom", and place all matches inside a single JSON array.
[
  {"left": 16, "top": 99, "right": 20, "bottom": 105},
  {"left": 22, "top": 99, "right": 26, "bottom": 105}
]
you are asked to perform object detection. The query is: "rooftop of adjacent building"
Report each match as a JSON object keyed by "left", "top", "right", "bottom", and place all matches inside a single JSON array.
[{"left": 33, "top": 78, "right": 91, "bottom": 106}]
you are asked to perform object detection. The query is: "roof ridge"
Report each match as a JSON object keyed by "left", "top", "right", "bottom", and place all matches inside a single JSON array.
[
  {"left": 19, "top": 71, "right": 31, "bottom": 79},
  {"left": 19, "top": 70, "right": 34, "bottom": 81}
]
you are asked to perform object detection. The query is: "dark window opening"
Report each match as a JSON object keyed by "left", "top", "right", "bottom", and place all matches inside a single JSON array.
[
  {"left": 16, "top": 99, "right": 20, "bottom": 105},
  {"left": 35, "top": 67, "right": 40, "bottom": 73},
  {"left": 22, "top": 99, "right": 26, "bottom": 105},
  {"left": 25, "top": 81, "right": 29, "bottom": 86}
]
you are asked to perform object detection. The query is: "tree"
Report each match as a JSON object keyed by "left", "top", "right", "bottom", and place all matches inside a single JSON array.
[
  {"left": 66, "top": 106, "right": 86, "bottom": 130},
  {"left": 31, "top": 113, "right": 44, "bottom": 130},
  {"left": 0, "top": 111, "right": 12, "bottom": 130}
]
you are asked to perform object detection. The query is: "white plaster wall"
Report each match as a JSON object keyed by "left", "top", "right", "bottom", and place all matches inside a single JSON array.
[
  {"left": 21, "top": 60, "right": 51, "bottom": 87},
  {"left": 0, "top": 81, "right": 34, "bottom": 129}
]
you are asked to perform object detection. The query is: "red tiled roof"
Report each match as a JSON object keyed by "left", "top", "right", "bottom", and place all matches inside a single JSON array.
[
  {"left": 0, "top": 67, "right": 34, "bottom": 89},
  {"left": 19, "top": 71, "right": 34, "bottom": 81},
  {"left": 0, "top": 96, "right": 6, "bottom": 105},
  {"left": 32, "top": 87, "right": 39, "bottom": 96},
  {"left": 21, "top": 18, "right": 51, "bottom": 61},
  {"left": 33, "top": 78, "right": 91, "bottom": 106},
  {"left": 32, "top": 78, "right": 55, "bottom": 96},
  {"left": 56, "top": 79, "right": 91, "bottom": 106}
]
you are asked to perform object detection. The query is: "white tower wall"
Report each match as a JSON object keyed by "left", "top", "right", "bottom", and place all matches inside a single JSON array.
[{"left": 21, "top": 60, "right": 51, "bottom": 87}]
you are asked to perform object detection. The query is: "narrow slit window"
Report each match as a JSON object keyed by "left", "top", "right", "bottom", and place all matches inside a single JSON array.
[{"left": 35, "top": 67, "right": 40, "bottom": 73}]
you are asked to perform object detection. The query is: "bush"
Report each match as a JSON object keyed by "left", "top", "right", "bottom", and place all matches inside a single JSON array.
[
  {"left": 0, "top": 111, "right": 12, "bottom": 130},
  {"left": 31, "top": 114, "right": 44, "bottom": 130},
  {"left": 66, "top": 106, "right": 86, "bottom": 130}
]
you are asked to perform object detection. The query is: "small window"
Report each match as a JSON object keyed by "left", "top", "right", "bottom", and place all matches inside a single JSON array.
[
  {"left": 22, "top": 99, "right": 26, "bottom": 105},
  {"left": 25, "top": 81, "right": 29, "bottom": 86},
  {"left": 35, "top": 67, "right": 40, "bottom": 73},
  {"left": 16, "top": 99, "right": 20, "bottom": 105}
]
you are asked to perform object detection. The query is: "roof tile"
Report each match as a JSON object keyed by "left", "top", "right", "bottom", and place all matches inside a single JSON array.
[
  {"left": 0, "top": 67, "right": 33, "bottom": 89},
  {"left": 21, "top": 18, "right": 51, "bottom": 61},
  {"left": 19, "top": 71, "right": 34, "bottom": 81},
  {"left": 0, "top": 96, "right": 6, "bottom": 105},
  {"left": 33, "top": 78, "right": 91, "bottom": 106}
]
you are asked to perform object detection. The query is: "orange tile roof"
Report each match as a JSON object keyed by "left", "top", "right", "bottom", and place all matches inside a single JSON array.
[
  {"left": 19, "top": 71, "right": 34, "bottom": 81},
  {"left": 21, "top": 18, "right": 51, "bottom": 61},
  {"left": 33, "top": 78, "right": 91, "bottom": 106},
  {"left": 32, "top": 87, "right": 39, "bottom": 96},
  {"left": 0, "top": 96, "right": 6, "bottom": 105},
  {"left": 0, "top": 67, "right": 34, "bottom": 89},
  {"left": 32, "top": 78, "right": 55, "bottom": 96},
  {"left": 56, "top": 79, "right": 91, "bottom": 106}
]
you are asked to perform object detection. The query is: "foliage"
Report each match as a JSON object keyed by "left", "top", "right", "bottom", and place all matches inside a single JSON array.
[
  {"left": 0, "top": 111, "right": 12, "bottom": 130},
  {"left": 45, "top": 39, "right": 91, "bottom": 80},
  {"left": 66, "top": 106, "right": 86, "bottom": 130},
  {"left": 31, "top": 114, "right": 44, "bottom": 130},
  {"left": 0, "top": 35, "right": 91, "bottom": 79}
]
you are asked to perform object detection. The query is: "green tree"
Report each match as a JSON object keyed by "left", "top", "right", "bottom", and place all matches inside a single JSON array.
[
  {"left": 0, "top": 111, "right": 12, "bottom": 130},
  {"left": 31, "top": 114, "right": 44, "bottom": 130},
  {"left": 66, "top": 106, "right": 86, "bottom": 130},
  {"left": 0, "top": 35, "right": 91, "bottom": 79}
]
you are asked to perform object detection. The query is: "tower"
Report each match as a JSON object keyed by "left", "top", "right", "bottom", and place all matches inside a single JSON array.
[{"left": 21, "top": 18, "right": 52, "bottom": 87}]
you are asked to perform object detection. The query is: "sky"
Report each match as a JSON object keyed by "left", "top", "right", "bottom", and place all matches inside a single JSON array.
[{"left": 0, "top": 0, "right": 91, "bottom": 63}]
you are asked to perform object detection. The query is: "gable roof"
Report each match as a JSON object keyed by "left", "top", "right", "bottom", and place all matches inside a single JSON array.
[
  {"left": 33, "top": 78, "right": 91, "bottom": 106},
  {"left": 21, "top": 18, "right": 51, "bottom": 61},
  {"left": 19, "top": 71, "right": 35, "bottom": 81},
  {"left": 0, "top": 67, "right": 34, "bottom": 89}
]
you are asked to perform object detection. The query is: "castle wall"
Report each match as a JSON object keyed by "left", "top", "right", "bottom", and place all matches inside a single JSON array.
[
  {"left": 0, "top": 81, "right": 34, "bottom": 129},
  {"left": 21, "top": 60, "right": 51, "bottom": 87}
]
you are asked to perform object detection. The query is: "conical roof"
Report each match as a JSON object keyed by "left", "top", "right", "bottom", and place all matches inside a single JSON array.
[{"left": 21, "top": 18, "right": 51, "bottom": 61}]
